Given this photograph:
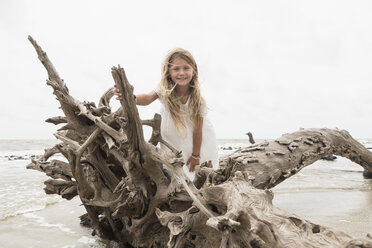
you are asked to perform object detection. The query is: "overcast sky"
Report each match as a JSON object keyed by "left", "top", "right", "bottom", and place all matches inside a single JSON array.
[{"left": 1, "top": 0, "right": 372, "bottom": 140}]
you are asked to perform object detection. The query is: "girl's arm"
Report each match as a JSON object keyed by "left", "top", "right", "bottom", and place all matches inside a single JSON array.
[
  {"left": 187, "top": 117, "right": 203, "bottom": 172},
  {"left": 114, "top": 84, "right": 158, "bottom": 106},
  {"left": 135, "top": 91, "right": 158, "bottom": 106}
]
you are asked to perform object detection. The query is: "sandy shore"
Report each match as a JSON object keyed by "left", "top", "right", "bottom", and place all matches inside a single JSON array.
[
  {"left": 1, "top": 190, "right": 370, "bottom": 248},
  {"left": 1, "top": 140, "right": 371, "bottom": 247},
  {"left": 0, "top": 197, "right": 104, "bottom": 248},
  {"left": 1, "top": 188, "right": 369, "bottom": 248},
  {"left": 273, "top": 185, "right": 372, "bottom": 238}
]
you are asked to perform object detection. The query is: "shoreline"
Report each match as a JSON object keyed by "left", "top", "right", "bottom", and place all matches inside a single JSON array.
[
  {"left": 1, "top": 139, "right": 371, "bottom": 247},
  {"left": 273, "top": 189, "right": 372, "bottom": 238}
]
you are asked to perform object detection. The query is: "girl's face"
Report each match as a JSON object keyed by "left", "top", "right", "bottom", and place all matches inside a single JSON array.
[{"left": 169, "top": 57, "right": 195, "bottom": 88}]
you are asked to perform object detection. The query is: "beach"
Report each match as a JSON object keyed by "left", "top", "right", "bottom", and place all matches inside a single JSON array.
[
  {"left": 272, "top": 157, "right": 372, "bottom": 238},
  {"left": 0, "top": 139, "right": 371, "bottom": 247}
]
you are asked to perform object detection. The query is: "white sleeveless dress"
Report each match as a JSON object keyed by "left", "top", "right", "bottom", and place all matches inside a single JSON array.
[{"left": 154, "top": 89, "right": 219, "bottom": 180}]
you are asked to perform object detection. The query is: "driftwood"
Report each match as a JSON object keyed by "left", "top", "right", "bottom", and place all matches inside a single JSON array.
[
  {"left": 246, "top": 132, "right": 255, "bottom": 144},
  {"left": 27, "top": 36, "right": 372, "bottom": 248}
]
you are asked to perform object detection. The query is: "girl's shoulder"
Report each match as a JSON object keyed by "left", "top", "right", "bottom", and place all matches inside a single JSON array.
[
  {"left": 154, "top": 87, "right": 166, "bottom": 104},
  {"left": 154, "top": 86, "right": 162, "bottom": 98},
  {"left": 201, "top": 102, "right": 208, "bottom": 117}
]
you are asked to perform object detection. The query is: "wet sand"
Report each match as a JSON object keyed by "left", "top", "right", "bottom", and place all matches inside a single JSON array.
[
  {"left": 1, "top": 140, "right": 371, "bottom": 247},
  {"left": 273, "top": 190, "right": 372, "bottom": 238},
  {"left": 2, "top": 184, "right": 369, "bottom": 247},
  {"left": 0, "top": 197, "right": 104, "bottom": 248}
]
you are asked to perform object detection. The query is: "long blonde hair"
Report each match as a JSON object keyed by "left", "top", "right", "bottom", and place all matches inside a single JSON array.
[{"left": 158, "top": 48, "right": 205, "bottom": 133}]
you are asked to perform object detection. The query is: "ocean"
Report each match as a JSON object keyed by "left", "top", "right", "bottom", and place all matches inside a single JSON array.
[{"left": 0, "top": 139, "right": 371, "bottom": 247}]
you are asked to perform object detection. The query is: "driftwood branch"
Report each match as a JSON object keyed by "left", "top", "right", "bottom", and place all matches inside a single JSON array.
[
  {"left": 216, "top": 128, "right": 372, "bottom": 189},
  {"left": 45, "top": 116, "right": 67, "bottom": 125},
  {"left": 246, "top": 131, "right": 255, "bottom": 144},
  {"left": 28, "top": 36, "right": 372, "bottom": 248}
]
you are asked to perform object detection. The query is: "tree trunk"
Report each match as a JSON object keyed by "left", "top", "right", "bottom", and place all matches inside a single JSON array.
[{"left": 27, "top": 36, "right": 372, "bottom": 248}]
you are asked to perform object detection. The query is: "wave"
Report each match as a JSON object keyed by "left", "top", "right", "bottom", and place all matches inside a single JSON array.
[
  {"left": 273, "top": 186, "right": 372, "bottom": 193},
  {"left": 23, "top": 212, "right": 75, "bottom": 234},
  {"left": 0, "top": 196, "right": 63, "bottom": 221}
]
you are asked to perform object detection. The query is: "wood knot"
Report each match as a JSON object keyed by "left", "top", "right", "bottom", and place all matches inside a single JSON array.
[
  {"left": 188, "top": 207, "right": 200, "bottom": 214},
  {"left": 288, "top": 142, "right": 299, "bottom": 152},
  {"left": 312, "top": 224, "right": 320, "bottom": 233},
  {"left": 275, "top": 139, "right": 291, "bottom": 145}
]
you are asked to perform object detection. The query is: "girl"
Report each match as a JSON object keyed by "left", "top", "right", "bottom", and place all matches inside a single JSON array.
[{"left": 115, "top": 48, "right": 218, "bottom": 178}]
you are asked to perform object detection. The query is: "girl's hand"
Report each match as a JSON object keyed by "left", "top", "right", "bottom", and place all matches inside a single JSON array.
[
  {"left": 114, "top": 84, "right": 134, "bottom": 100},
  {"left": 186, "top": 156, "right": 200, "bottom": 172}
]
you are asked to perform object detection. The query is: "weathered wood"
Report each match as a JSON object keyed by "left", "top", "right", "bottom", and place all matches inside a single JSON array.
[
  {"left": 45, "top": 116, "right": 67, "bottom": 125},
  {"left": 44, "top": 179, "right": 77, "bottom": 200},
  {"left": 28, "top": 36, "right": 372, "bottom": 248},
  {"left": 246, "top": 131, "right": 255, "bottom": 144},
  {"left": 215, "top": 128, "right": 372, "bottom": 189},
  {"left": 364, "top": 168, "right": 372, "bottom": 178},
  {"left": 27, "top": 144, "right": 61, "bottom": 170}
]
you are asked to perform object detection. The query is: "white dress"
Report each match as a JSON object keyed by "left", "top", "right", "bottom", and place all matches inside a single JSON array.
[{"left": 155, "top": 89, "right": 219, "bottom": 180}]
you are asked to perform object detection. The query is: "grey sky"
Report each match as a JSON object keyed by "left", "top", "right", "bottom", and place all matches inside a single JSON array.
[{"left": 1, "top": 0, "right": 372, "bottom": 139}]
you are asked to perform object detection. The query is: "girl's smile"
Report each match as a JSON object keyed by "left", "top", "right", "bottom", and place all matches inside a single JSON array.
[{"left": 169, "top": 57, "right": 194, "bottom": 88}]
